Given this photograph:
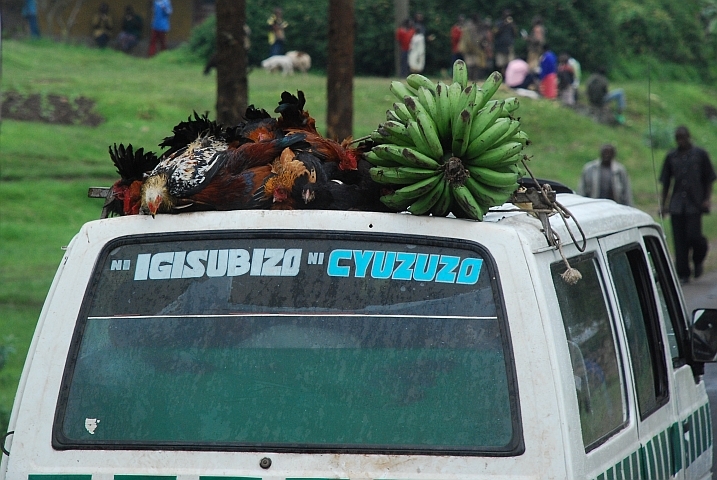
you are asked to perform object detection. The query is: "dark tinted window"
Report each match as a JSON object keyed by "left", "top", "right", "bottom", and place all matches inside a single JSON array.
[
  {"left": 55, "top": 234, "right": 520, "bottom": 455},
  {"left": 552, "top": 256, "right": 627, "bottom": 449},
  {"left": 608, "top": 246, "right": 668, "bottom": 418},
  {"left": 644, "top": 236, "right": 687, "bottom": 363}
]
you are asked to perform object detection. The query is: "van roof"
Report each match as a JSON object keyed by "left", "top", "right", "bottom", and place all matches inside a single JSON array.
[
  {"left": 482, "top": 193, "right": 658, "bottom": 252},
  {"left": 81, "top": 193, "right": 658, "bottom": 256}
]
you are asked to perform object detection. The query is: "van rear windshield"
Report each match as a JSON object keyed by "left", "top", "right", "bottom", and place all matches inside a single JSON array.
[{"left": 54, "top": 232, "right": 520, "bottom": 455}]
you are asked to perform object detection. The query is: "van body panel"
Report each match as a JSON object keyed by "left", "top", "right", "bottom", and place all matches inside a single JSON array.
[{"left": 1, "top": 195, "right": 711, "bottom": 479}]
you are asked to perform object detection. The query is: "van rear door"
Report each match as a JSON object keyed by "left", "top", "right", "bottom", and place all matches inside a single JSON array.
[{"left": 42, "top": 230, "right": 524, "bottom": 465}]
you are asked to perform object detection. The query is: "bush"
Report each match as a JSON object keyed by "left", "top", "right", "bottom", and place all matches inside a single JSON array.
[{"left": 187, "top": 14, "right": 217, "bottom": 63}]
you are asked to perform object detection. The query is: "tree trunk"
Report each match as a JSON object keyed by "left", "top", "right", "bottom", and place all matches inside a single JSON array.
[
  {"left": 326, "top": 0, "right": 355, "bottom": 141},
  {"left": 215, "top": 0, "right": 247, "bottom": 126}
]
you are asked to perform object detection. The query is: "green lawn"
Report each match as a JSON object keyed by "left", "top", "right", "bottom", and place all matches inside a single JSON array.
[{"left": 2, "top": 39, "right": 717, "bottom": 430}]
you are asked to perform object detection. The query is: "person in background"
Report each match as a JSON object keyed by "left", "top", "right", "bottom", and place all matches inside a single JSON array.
[
  {"left": 525, "top": 16, "right": 545, "bottom": 71},
  {"left": 408, "top": 12, "right": 433, "bottom": 74},
  {"left": 578, "top": 144, "right": 633, "bottom": 206},
  {"left": 493, "top": 9, "right": 517, "bottom": 76},
  {"left": 660, "top": 126, "right": 716, "bottom": 284},
  {"left": 568, "top": 54, "right": 581, "bottom": 103},
  {"left": 458, "top": 14, "right": 480, "bottom": 81},
  {"left": 539, "top": 44, "right": 557, "bottom": 99},
  {"left": 267, "top": 7, "right": 288, "bottom": 57},
  {"left": 396, "top": 18, "right": 415, "bottom": 78},
  {"left": 117, "top": 5, "right": 143, "bottom": 53},
  {"left": 22, "top": 0, "right": 41, "bottom": 38},
  {"left": 148, "top": 0, "right": 172, "bottom": 57},
  {"left": 585, "top": 67, "right": 626, "bottom": 124},
  {"left": 557, "top": 53, "right": 576, "bottom": 105},
  {"left": 450, "top": 15, "right": 465, "bottom": 65},
  {"left": 478, "top": 17, "right": 494, "bottom": 78},
  {"left": 92, "top": 3, "right": 113, "bottom": 49},
  {"left": 505, "top": 57, "right": 537, "bottom": 90}
]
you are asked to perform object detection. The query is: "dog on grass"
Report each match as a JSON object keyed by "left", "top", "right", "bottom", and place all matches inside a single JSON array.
[{"left": 260, "top": 51, "right": 312, "bottom": 76}]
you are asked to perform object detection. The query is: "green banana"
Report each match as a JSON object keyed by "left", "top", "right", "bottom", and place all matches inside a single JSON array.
[
  {"left": 451, "top": 185, "right": 484, "bottom": 220},
  {"left": 434, "top": 81, "right": 451, "bottom": 141},
  {"left": 430, "top": 177, "right": 453, "bottom": 216},
  {"left": 417, "top": 87, "right": 439, "bottom": 128},
  {"left": 454, "top": 83, "right": 477, "bottom": 120},
  {"left": 365, "top": 150, "right": 401, "bottom": 167},
  {"left": 405, "top": 119, "right": 434, "bottom": 158},
  {"left": 448, "top": 81, "right": 463, "bottom": 123},
  {"left": 492, "top": 119, "right": 522, "bottom": 146},
  {"left": 468, "top": 100, "right": 504, "bottom": 142},
  {"left": 465, "top": 141, "right": 523, "bottom": 167},
  {"left": 393, "top": 102, "right": 414, "bottom": 123},
  {"left": 380, "top": 192, "right": 413, "bottom": 211},
  {"left": 467, "top": 164, "right": 520, "bottom": 188},
  {"left": 464, "top": 117, "right": 513, "bottom": 159},
  {"left": 404, "top": 97, "right": 443, "bottom": 159},
  {"left": 465, "top": 175, "right": 515, "bottom": 206},
  {"left": 392, "top": 173, "right": 444, "bottom": 201},
  {"left": 406, "top": 73, "right": 437, "bottom": 94},
  {"left": 373, "top": 144, "right": 440, "bottom": 169},
  {"left": 389, "top": 81, "right": 416, "bottom": 103},
  {"left": 476, "top": 71, "right": 503, "bottom": 110},
  {"left": 370, "top": 166, "right": 440, "bottom": 185},
  {"left": 511, "top": 130, "right": 531, "bottom": 146},
  {"left": 386, "top": 109, "right": 402, "bottom": 123},
  {"left": 415, "top": 112, "right": 444, "bottom": 159},
  {"left": 502, "top": 97, "right": 520, "bottom": 114},
  {"left": 401, "top": 147, "right": 442, "bottom": 169},
  {"left": 451, "top": 108, "right": 473, "bottom": 158},
  {"left": 472, "top": 87, "right": 486, "bottom": 116},
  {"left": 408, "top": 174, "right": 446, "bottom": 215},
  {"left": 370, "top": 130, "right": 390, "bottom": 144},
  {"left": 371, "top": 144, "right": 407, "bottom": 163},
  {"left": 489, "top": 152, "right": 524, "bottom": 169},
  {"left": 452, "top": 59, "right": 469, "bottom": 88},
  {"left": 380, "top": 120, "right": 413, "bottom": 144}
]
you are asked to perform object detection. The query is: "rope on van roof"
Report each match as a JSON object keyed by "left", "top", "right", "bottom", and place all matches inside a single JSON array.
[{"left": 506, "top": 159, "right": 587, "bottom": 284}]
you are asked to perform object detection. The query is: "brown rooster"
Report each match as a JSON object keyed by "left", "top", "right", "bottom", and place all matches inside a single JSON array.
[{"left": 264, "top": 148, "right": 314, "bottom": 209}]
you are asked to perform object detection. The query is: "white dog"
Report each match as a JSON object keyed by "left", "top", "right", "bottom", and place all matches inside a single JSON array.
[
  {"left": 286, "top": 51, "right": 312, "bottom": 73},
  {"left": 261, "top": 55, "right": 295, "bottom": 75},
  {"left": 261, "top": 52, "right": 312, "bottom": 76}
]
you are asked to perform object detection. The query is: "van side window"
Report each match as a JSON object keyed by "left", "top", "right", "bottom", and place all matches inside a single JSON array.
[
  {"left": 551, "top": 257, "right": 627, "bottom": 450},
  {"left": 643, "top": 236, "right": 687, "bottom": 364},
  {"left": 608, "top": 246, "right": 669, "bottom": 419}
]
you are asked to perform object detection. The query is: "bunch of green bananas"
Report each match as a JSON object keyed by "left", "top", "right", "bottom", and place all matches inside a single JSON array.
[{"left": 366, "top": 59, "right": 530, "bottom": 220}]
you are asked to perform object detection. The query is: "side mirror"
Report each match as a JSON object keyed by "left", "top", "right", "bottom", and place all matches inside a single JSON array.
[{"left": 690, "top": 309, "right": 717, "bottom": 363}]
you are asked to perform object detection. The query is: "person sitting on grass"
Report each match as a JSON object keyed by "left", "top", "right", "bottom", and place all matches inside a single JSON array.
[{"left": 586, "top": 67, "right": 626, "bottom": 124}]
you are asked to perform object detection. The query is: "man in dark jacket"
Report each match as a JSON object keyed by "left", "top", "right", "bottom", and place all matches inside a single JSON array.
[
  {"left": 493, "top": 9, "right": 517, "bottom": 75},
  {"left": 660, "top": 126, "right": 716, "bottom": 283}
]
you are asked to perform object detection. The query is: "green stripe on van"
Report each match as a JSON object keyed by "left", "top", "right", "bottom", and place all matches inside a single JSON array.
[
  {"left": 684, "top": 404, "right": 712, "bottom": 468},
  {"left": 670, "top": 422, "right": 682, "bottom": 474},
  {"left": 29, "top": 476, "right": 92, "bottom": 480}
]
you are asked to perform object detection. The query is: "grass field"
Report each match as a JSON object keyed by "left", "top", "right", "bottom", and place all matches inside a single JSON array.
[{"left": 2, "top": 39, "right": 717, "bottom": 430}]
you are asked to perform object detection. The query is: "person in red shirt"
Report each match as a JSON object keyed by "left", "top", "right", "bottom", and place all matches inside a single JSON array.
[
  {"left": 396, "top": 19, "right": 415, "bottom": 77},
  {"left": 450, "top": 15, "right": 465, "bottom": 65}
]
